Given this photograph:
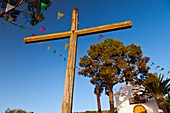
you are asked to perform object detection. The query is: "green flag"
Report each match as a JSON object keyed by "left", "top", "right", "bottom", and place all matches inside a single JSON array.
[
  {"left": 19, "top": 25, "right": 25, "bottom": 30},
  {"left": 41, "top": 2, "right": 47, "bottom": 12}
]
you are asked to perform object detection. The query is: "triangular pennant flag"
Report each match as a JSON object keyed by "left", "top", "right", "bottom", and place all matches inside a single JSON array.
[
  {"left": 39, "top": 42, "right": 43, "bottom": 45},
  {"left": 41, "top": 2, "right": 47, "bottom": 12},
  {"left": 168, "top": 71, "right": 170, "bottom": 74},
  {"left": 47, "top": 46, "right": 51, "bottom": 50},
  {"left": 108, "top": 40, "right": 113, "bottom": 46},
  {"left": 40, "top": 26, "right": 46, "bottom": 33},
  {"left": 5, "top": 3, "right": 14, "bottom": 12},
  {"left": 83, "top": 55, "right": 88, "bottom": 60},
  {"left": 31, "top": 33, "right": 35, "bottom": 36},
  {"left": 58, "top": 12, "right": 64, "bottom": 20},
  {"left": 64, "top": 43, "right": 69, "bottom": 50},
  {"left": 98, "top": 34, "right": 103, "bottom": 40},
  {"left": 53, "top": 50, "right": 56, "bottom": 54},
  {"left": 7, "top": 16, "right": 14, "bottom": 21},
  {"left": 155, "top": 66, "right": 160, "bottom": 69},
  {"left": 24, "top": 16, "right": 31, "bottom": 24},
  {"left": 64, "top": 58, "right": 66, "bottom": 61},
  {"left": 159, "top": 68, "right": 164, "bottom": 71},
  {"left": 77, "top": 50, "right": 79, "bottom": 54},
  {"left": 150, "top": 62, "right": 154, "bottom": 66},
  {"left": 19, "top": 25, "right": 25, "bottom": 30}
]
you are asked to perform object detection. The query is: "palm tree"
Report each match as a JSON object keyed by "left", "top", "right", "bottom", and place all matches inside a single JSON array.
[
  {"left": 164, "top": 96, "right": 170, "bottom": 113},
  {"left": 144, "top": 73, "right": 170, "bottom": 113}
]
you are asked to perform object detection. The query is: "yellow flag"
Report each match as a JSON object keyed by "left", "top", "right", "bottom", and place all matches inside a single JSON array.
[
  {"left": 58, "top": 12, "right": 64, "bottom": 20},
  {"left": 47, "top": 46, "right": 51, "bottom": 50},
  {"left": 7, "top": 16, "right": 14, "bottom": 21},
  {"left": 64, "top": 43, "right": 69, "bottom": 50}
]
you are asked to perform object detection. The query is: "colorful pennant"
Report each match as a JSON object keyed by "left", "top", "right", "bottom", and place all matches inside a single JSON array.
[
  {"left": 108, "top": 40, "right": 113, "bottom": 46},
  {"left": 168, "top": 71, "right": 170, "bottom": 74},
  {"left": 77, "top": 50, "right": 79, "bottom": 54},
  {"left": 47, "top": 46, "right": 51, "bottom": 50},
  {"left": 159, "top": 68, "right": 164, "bottom": 71},
  {"left": 58, "top": 12, "right": 64, "bottom": 20},
  {"left": 39, "top": 42, "right": 43, "bottom": 45},
  {"left": 83, "top": 55, "right": 88, "bottom": 60},
  {"left": 31, "top": 33, "right": 35, "bottom": 36},
  {"left": 7, "top": 16, "right": 14, "bottom": 21},
  {"left": 19, "top": 25, "right": 25, "bottom": 30},
  {"left": 150, "top": 62, "right": 154, "bottom": 66},
  {"left": 53, "top": 50, "right": 56, "bottom": 54},
  {"left": 155, "top": 66, "right": 160, "bottom": 69},
  {"left": 64, "top": 58, "right": 66, "bottom": 61},
  {"left": 5, "top": 3, "right": 14, "bottom": 12},
  {"left": 40, "top": 26, "right": 46, "bottom": 33},
  {"left": 64, "top": 43, "right": 69, "bottom": 50},
  {"left": 41, "top": 2, "right": 47, "bottom": 12},
  {"left": 98, "top": 34, "right": 103, "bottom": 40}
]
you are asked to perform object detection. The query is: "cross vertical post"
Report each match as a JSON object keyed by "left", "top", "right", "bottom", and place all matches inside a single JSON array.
[{"left": 61, "top": 8, "right": 78, "bottom": 113}]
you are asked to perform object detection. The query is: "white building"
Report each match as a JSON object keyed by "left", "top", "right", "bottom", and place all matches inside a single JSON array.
[{"left": 115, "top": 84, "right": 163, "bottom": 113}]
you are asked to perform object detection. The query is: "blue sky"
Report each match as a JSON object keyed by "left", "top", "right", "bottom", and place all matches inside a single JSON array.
[{"left": 0, "top": 0, "right": 170, "bottom": 113}]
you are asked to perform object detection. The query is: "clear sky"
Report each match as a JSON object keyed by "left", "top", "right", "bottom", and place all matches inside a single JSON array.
[{"left": 0, "top": 0, "right": 170, "bottom": 113}]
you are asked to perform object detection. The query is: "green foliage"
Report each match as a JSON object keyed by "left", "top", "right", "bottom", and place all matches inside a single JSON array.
[
  {"left": 143, "top": 73, "right": 170, "bottom": 98},
  {"left": 164, "top": 96, "right": 170, "bottom": 113},
  {"left": 78, "top": 38, "right": 150, "bottom": 90},
  {"left": 0, "top": 0, "right": 51, "bottom": 26},
  {"left": 78, "top": 38, "right": 150, "bottom": 112},
  {"left": 143, "top": 73, "right": 170, "bottom": 113},
  {"left": 5, "top": 108, "right": 29, "bottom": 113}
]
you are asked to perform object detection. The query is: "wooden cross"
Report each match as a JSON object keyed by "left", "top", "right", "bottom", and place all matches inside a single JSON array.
[{"left": 24, "top": 8, "right": 132, "bottom": 113}]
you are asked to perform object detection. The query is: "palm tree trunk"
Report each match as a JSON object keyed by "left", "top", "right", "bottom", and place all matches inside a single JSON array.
[
  {"left": 108, "top": 86, "right": 114, "bottom": 113},
  {"left": 95, "top": 87, "right": 102, "bottom": 113},
  {"left": 157, "top": 97, "right": 168, "bottom": 113}
]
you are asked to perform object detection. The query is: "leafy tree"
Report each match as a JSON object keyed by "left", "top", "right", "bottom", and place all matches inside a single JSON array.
[
  {"left": 0, "top": 0, "right": 51, "bottom": 26},
  {"left": 78, "top": 38, "right": 150, "bottom": 113},
  {"left": 143, "top": 73, "right": 170, "bottom": 113},
  {"left": 5, "top": 108, "right": 28, "bottom": 113}
]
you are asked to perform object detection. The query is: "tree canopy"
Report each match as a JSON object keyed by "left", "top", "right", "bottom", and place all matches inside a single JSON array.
[
  {"left": 78, "top": 38, "right": 150, "bottom": 113},
  {"left": 5, "top": 108, "right": 29, "bottom": 113},
  {"left": 0, "top": 0, "right": 51, "bottom": 26}
]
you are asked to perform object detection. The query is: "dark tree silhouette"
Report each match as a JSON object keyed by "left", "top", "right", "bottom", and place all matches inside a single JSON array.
[{"left": 0, "top": 0, "right": 51, "bottom": 26}]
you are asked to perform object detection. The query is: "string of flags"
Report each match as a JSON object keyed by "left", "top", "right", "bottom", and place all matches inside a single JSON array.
[
  {"left": 4, "top": 2, "right": 65, "bottom": 30},
  {"left": 149, "top": 62, "right": 170, "bottom": 74},
  {"left": 45, "top": 42, "right": 80, "bottom": 63}
]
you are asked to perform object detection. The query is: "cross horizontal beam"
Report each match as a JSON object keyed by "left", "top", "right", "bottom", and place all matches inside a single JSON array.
[{"left": 24, "top": 21, "right": 132, "bottom": 43}]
